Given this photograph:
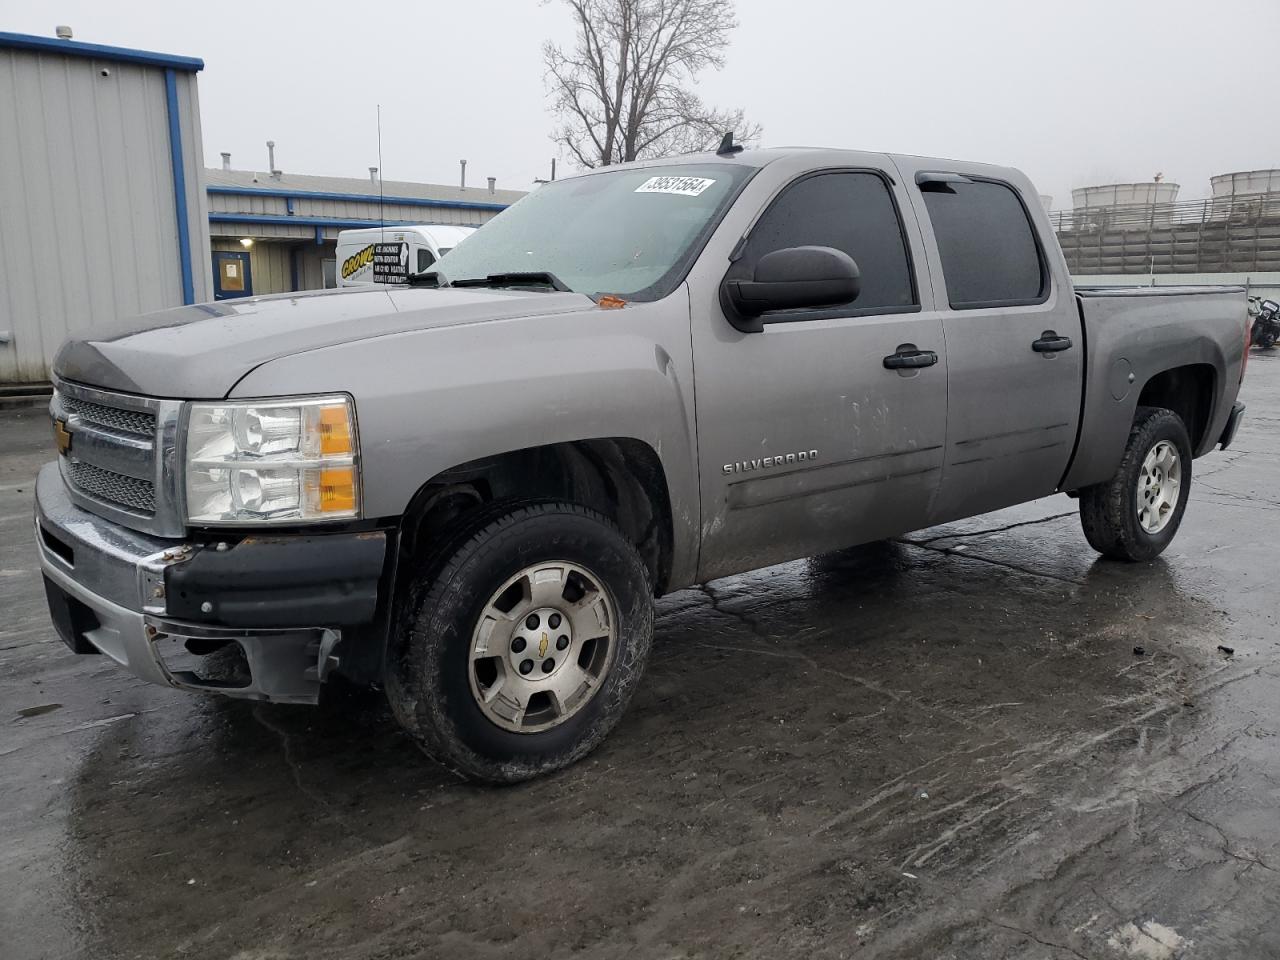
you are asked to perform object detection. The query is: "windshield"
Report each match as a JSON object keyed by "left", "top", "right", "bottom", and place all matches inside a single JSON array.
[{"left": 431, "top": 163, "right": 755, "bottom": 300}]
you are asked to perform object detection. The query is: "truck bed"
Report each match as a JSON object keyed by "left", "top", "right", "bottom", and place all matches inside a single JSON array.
[
  {"left": 1061, "top": 283, "right": 1248, "bottom": 491},
  {"left": 1074, "top": 284, "right": 1246, "bottom": 299}
]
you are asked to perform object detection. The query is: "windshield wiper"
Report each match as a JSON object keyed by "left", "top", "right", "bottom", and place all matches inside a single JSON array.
[
  {"left": 406, "top": 270, "right": 573, "bottom": 292},
  {"left": 450, "top": 271, "right": 573, "bottom": 292}
]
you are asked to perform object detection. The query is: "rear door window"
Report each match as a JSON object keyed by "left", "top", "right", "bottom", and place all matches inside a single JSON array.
[
  {"left": 729, "top": 171, "right": 918, "bottom": 316},
  {"left": 921, "top": 178, "right": 1047, "bottom": 309}
]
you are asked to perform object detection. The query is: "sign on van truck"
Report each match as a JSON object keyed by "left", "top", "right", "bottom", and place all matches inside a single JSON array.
[
  {"left": 335, "top": 225, "right": 478, "bottom": 287},
  {"left": 340, "top": 244, "right": 376, "bottom": 283},
  {"left": 339, "top": 240, "right": 408, "bottom": 285},
  {"left": 374, "top": 242, "right": 410, "bottom": 284}
]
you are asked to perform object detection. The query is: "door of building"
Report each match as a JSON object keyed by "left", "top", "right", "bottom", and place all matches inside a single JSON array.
[{"left": 212, "top": 251, "right": 253, "bottom": 300}]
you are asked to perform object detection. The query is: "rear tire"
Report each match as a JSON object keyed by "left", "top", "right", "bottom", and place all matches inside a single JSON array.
[
  {"left": 385, "top": 502, "right": 653, "bottom": 783},
  {"left": 1079, "top": 406, "right": 1192, "bottom": 562}
]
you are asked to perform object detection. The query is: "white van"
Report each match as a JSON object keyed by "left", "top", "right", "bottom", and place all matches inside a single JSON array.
[{"left": 335, "top": 225, "right": 475, "bottom": 287}]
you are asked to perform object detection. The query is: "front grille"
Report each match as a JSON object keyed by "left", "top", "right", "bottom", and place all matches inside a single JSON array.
[
  {"left": 61, "top": 396, "right": 156, "bottom": 438},
  {"left": 67, "top": 459, "right": 156, "bottom": 515},
  {"left": 55, "top": 381, "right": 182, "bottom": 536}
]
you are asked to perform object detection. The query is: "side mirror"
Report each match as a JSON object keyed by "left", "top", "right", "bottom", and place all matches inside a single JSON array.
[{"left": 722, "top": 245, "right": 861, "bottom": 333}]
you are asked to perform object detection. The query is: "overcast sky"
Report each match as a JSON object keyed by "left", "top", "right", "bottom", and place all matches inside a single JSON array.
[{"left": 4, "top": 0, "right": 1278, "bottom": 207}]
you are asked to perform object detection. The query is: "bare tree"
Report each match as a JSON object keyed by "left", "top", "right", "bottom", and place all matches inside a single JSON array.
[{"left": 544, "top": 0, "right": 760, "bottom": 168}]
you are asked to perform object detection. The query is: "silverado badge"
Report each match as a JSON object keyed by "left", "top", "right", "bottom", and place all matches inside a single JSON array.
[
  {"left": 53, "top": 419, "right": 73, "bottom": 455},
  {"left": 722, "top": 448, "right": 818, "bottom": 475}
]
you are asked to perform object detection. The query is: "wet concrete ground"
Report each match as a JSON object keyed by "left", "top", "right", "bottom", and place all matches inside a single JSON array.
[{"left": 2, "top": 358, "right": 1279, "bottom": 960}]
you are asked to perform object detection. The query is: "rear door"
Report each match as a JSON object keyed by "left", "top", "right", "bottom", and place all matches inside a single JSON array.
[
  {"left": 692, "top": 166, "right": 949, "bottom": 581},
  {"left": 893, "top": 159, "right": 1083, "bottom": 523}
]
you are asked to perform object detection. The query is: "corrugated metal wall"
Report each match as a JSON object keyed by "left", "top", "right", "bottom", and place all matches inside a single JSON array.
[
  {"left": 211, "top": 238, "right": 290, "bottom": 294},
  {"left": 207, "top": 194, "right": 503, "bottom": 241},
  {"left": 0, "top": 46, "right": 209, "bottom": 384},
  {"left": 295, "top": 243, "right": 333, "bottom": 291},
  {"left": 209, "top": 238, "right": 335, "bottom": 296},
  {"left": 207, "top": 191, "right": 504, "bottom": 224}
]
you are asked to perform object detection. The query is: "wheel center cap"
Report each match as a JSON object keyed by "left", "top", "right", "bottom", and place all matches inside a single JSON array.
[{"left": 508, "top": 607, "right": 572, "bottom": 680}]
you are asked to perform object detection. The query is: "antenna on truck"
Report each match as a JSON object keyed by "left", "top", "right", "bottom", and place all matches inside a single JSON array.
[
  {"left": 376, "top": 104, "right": 385, "bottom": 243},
  {"left": 716, "top": 131, "right": 744, "bottom": 156}
]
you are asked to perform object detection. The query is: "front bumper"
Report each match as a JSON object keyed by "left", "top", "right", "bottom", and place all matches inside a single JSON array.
[{"left": 34, "top": 462, "right": 388, "bottom": 704}]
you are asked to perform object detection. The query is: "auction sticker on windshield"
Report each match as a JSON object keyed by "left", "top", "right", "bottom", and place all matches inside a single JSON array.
[{"left": 634, "top": 176, "right": 716, "bottom": 197}]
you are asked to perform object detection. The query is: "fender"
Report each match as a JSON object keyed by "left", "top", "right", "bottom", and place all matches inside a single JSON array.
[{"left": 229, "top": 288, "right": 702, "bottom": 588}]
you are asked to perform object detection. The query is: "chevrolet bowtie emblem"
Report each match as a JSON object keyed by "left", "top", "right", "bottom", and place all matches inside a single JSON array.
[
  {"left": 538, "top": 633, "right": 549, "bottom": 658},
  {"left": 53, "top": 419, "right": 73, "bottom": 456}
]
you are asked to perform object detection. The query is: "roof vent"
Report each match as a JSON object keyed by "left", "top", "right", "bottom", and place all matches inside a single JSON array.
[
  {"left": 487, "top": 177, "right": 496, "bottom": 194},
  {"left": 55, "top": 25, "right": 73, "bottom": 40},
  {"left": 369, "top": 166, "right": 379, "bottom": 185},
  {"left": 221, "top": 152, "right": 231, "bottom": 171}
]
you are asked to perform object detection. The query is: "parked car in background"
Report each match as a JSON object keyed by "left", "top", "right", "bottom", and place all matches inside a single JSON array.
[
  {"left": 36, "top": 146, "right": 1248, "bottom": 783},
  {"left": 335, "top": 225, "right": 475, "bottom": 287}
]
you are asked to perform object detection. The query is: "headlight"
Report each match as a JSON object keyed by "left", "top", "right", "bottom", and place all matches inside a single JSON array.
[{"left": 184, "top": 395, "right": 359, "bottom": 525}]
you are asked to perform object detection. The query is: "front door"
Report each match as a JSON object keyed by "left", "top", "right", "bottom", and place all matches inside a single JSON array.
[
  {"left": 896, "top": 162, "right": 1083, "bottom": 524},
  {"left": 693, "top": 169, "right": 949, "bottom": 582},
  {"left": 212, "top": 251, "right": 253, "bottom": 300}
]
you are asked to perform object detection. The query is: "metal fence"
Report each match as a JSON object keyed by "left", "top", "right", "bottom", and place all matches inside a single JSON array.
[
  {"left": 1050, "top": 194, "right": 1280, "bottom": 233},
  {"left": 1051, "top": 194, "right": 1280, "bottom": 274}
]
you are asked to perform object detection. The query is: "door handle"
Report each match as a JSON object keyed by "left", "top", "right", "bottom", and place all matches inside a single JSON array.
[
  {"left": 883, "top": 348, "right": 939, "bottom": 370},
  {"left": 1032, "top": 332, "right": 1073, "bottom": 353}
]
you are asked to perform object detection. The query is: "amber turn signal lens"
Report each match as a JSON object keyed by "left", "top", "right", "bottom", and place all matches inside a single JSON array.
[
  {"left": 318, "top": 466, "right": 356, "bottom": 514},
  {"left": 318, "top": 404, "right": 353, "bottom": 456}
]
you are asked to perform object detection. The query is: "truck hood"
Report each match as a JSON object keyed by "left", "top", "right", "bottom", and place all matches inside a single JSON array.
[{"left": 54, "top": 286, "right": 594, "bottom": 398}]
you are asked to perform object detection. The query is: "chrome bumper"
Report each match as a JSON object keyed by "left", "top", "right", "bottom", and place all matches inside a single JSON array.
[{"left": 34, "top": 462, "right": 336, "bottom": 704}]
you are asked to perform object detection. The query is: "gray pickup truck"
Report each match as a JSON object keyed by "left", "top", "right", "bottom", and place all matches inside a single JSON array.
[{"left": 35, "top": 146, "right": 1248, "bottom": 782}]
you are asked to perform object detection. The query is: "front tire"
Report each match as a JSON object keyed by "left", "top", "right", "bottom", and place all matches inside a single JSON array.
[
  {"left": 1079, "top": 406, "right": 1193, "bottom": 562},
  {"left": 386, "top": 502, "right": 653, "bottom": 783}
]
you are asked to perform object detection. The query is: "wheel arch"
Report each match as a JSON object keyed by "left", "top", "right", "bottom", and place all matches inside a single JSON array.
[
  {"left": 1063, "top": 355, "right": 1229, "bottom": 492},
  {"left": 1135, "top": 362, "right": 1217, "bottom": 454},
  {"left": 398, "top": 437, "right": 676, "bottom": 597}
]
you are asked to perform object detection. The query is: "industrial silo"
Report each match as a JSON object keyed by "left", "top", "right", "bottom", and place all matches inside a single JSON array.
[
  {"left": 1072, "top": 182, "right": 1181, "bottom": 208},
  {"left": 1208, "top": 170, "right": 1280, "bottom": 222},
  {"left": 1070, "top": 181, "right": 1180, "bottom": 231},
  {"left": 1212, "top": 169, "right": 1280, "bottom": 196}
]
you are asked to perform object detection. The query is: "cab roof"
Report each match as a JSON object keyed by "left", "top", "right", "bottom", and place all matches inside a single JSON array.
[{"left": 561, "top": 145, "right": 1024, "bottom": 184}]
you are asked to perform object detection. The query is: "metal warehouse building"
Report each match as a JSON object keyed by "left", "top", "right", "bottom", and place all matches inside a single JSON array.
[
  {"left": 0, "top": 29, "right": 525, "bottom": 385},
  {"left": 0, "top": 31, "right": 211, "bottom": 385},
  {"left": 205, "top": 166, "right": 522, "bottom": 297}
]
